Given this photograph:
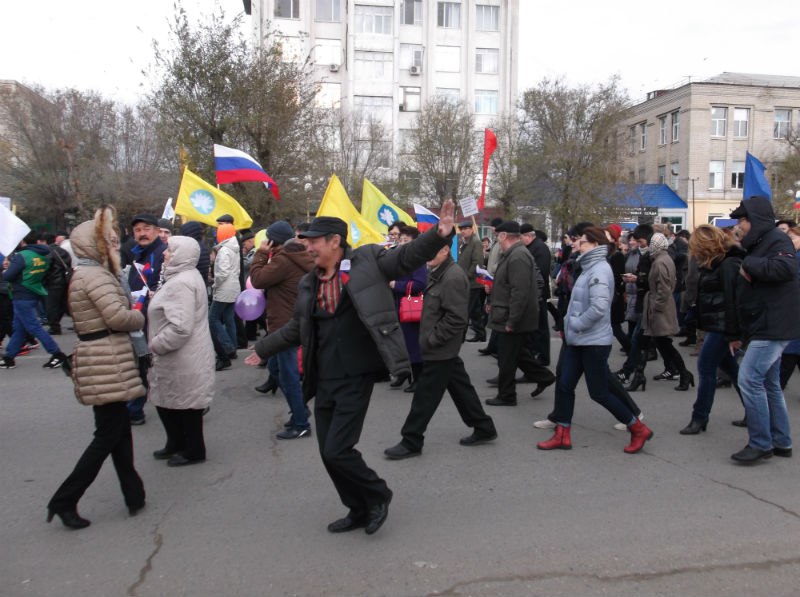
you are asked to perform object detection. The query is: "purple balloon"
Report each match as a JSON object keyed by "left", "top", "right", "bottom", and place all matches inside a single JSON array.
[{"left": 234, "top": 289, "right": 265, "bottom": 321}]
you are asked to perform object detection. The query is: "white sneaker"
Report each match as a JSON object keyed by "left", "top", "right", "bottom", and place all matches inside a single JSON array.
[
  {"left": 533, "top": 419, "right": 556, "bottom": 429},
  {"left": 614, "top": 413, "right": 644, "bottom": 431}
]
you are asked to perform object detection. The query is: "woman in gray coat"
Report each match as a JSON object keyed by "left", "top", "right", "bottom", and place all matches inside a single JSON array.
[
  {"left": 537, "top": 227, "right": 654, "bottom": 454},
  {"left": 148, "top": 236, "right": 215, "bottom": 467}
]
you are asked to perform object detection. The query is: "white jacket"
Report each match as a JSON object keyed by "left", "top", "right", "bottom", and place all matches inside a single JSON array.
[{"left": 212, "top": 236, "right": 241, "bottom": 302}]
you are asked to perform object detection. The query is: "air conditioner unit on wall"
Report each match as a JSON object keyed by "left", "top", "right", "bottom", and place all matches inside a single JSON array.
[
  {"left": 409, "top": 65, "right": 421, "bottom": 75},
  {"left": 329, "top": 63, "right": 340, "bottom": 72}
]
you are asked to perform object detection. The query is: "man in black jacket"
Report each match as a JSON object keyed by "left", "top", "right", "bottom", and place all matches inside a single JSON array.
[
  {"left": 521, "top": 223, "right": 552, "bottom": 366},
  {"left": 384, "top": 245, "right": 497, "bottom": 460},
  {"left": 485, "top": 221, "right": 556, "bottom": 406},
  {"left": 729, "top": 197, "right": 800, "bottom": 463},
  {"left": 246, "top": 202, "right": 455, "bottom": 535}
]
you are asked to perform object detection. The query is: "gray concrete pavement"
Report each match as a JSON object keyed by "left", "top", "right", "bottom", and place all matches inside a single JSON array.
[{"left": 2, "top": 329, "right": 800, "bottom": 597}]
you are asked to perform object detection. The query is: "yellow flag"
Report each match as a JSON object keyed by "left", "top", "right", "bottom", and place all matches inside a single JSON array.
[
  {"left": 317, "top": 175, "right": 385, "bottom": 247},
  {"left": 175, "top": 168, "right": 253, "bottom": 230},
  {"left": 360, "top": 179, "right": 415, "bottom": 234}
]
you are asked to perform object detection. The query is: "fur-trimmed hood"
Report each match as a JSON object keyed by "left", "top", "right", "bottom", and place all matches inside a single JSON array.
[{"left": 69, "top": 206, "right": 121, "bottom": 275}]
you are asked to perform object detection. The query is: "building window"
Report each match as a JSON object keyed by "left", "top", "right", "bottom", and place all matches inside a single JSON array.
[
  {"left": 401, "top": 0, "right": 423, "bottom": 25},
  {"left": 315, "top": 0, "right": 340, "bottom": 21},
  {"left": 658, "top": 165, "right": 666, "bottom": 185},
  {"left": 711, "top": 107, "right": 727, "bottom": 137},
  {"left": 475, "top": 48, "right": 499, "bottom": 74},
  {"left": 638, "top": 168, "right": 646, "bottom": 183},
  {"left": 401, "top": 87, "right": 421, "bottom": 112},
  {"left": 476, "top": 4, "right": 499, "bottom": 30},
  {"left": 354, "top": 5, "right": 393, "bottom": 34},
  {"left": 275, "top": 0, "right": 300, "bottom": 18},
  {"left": 437, "top": 2, "right": 461, "bottom": 28},
  {"left": 314, "top": 39, "right": 343, "bottom": 66},
  {"left": 628, "top": 126, "right": 636, "bottom": 155},
  {"left": 731, "top": 160, "right": 745, "bottom": 189},
  {"left": 436, "top": 87, "right": 460, "bottom": 103},
  {"left": 709, "top": 160, "right": 725, "bottom": 190},
  {"left": 639, "top": 122, "right": 647, "bottom": 151},
  {"left": 474, "top": 89, "right": 498, "bottom": 114},
  {"left": 353, "top": 95, "right": 393, "bottom": 128},
  {"left": 399, "top": 44, "right": 423, "bottom": 69},
  {"left": 399, "top": 170, "right": 422, "bottom": 194},
  {"left": 670, "top": 162, "right": 679, "bottom": 190},
  {"left": 733, "top": 108, "right": 749, "bottom": 138},
  {"left": 354, "top": 51, "right": 393, "bottom": 80},
  {"left": 775, "top": 108, "right": 792, "bottom": 139},
  {"left": 671, "top": 111, "right": 679, "bottom": 142},
  {"left": 435, "top": 46, "right": 460, "bottom": 72},
  {"left": 658, "top": 116, "right": 667, "bottom": 145}
]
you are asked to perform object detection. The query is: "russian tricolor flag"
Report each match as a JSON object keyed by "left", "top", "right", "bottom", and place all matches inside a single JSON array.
[
  {"left": 213, "top": 144, "right": 281, "bottom": 201},
  {"left": 413, "top": 204, "right": 439, "bottom": 233}
]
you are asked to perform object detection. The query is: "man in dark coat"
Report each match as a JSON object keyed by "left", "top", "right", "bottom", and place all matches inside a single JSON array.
[
  {"left": 384, "top": 245, "right": 497, "bottom": 459},
  {"left": 485, "top": 222, "right": 556, "bottom": 406},
  {"left": 729, "top": 197, "right": 800, "bottom": 463},
  {"left": 457, "top": 222, "right": 486, "bottom": 342},
  {"left": 40, "top": 232, "right": 72, "bottom": 335},
  {"left": 521, "top": 223, "right": 552, "bottom": 366},
  {"left": 246, "top": 203, "right": 456, "bottom": 535}
]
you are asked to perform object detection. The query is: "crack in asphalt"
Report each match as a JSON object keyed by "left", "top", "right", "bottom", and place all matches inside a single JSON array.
[
  {"left": 208, "top": 470, "right": 234, "bottom": 487},
  {"left": 126, "top": 522, "right": 164, "bottom": 596},
  {"left": 428, "top": 554, "right": 800, "bottom": 596}
]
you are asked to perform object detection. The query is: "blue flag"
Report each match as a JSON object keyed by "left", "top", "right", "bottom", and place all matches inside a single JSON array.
[{"left": 743, "top": 151, "right": 772, "bottom": 200}]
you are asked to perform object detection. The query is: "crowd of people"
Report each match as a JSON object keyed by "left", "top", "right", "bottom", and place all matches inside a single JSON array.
[{"left": 2, "top": 195, "right": 798, "bottom": 535}]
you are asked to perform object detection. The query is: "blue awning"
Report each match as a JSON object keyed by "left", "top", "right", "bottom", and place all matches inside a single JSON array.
[{"left": 611, "top": 184, "right": 688, "bottom": 209}]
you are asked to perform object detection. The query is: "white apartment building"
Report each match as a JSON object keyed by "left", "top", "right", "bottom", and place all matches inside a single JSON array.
[
  {"left": 244, "top": 0, "right": 518, "bottom": 167},
  {"left": 619, "top": 73, "right": 800, "bottom": 229}
]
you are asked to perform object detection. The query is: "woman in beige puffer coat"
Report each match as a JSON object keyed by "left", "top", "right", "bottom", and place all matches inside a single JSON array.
[
  {"left": 147, "top": 235, "right": 214, "bottom": 467},
  {"left": 47, "top": 207, "right": 146, "bottom": 530}
]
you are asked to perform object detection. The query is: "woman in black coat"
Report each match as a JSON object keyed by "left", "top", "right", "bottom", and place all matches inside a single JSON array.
[{"left": 679, "top": 225, "right": 745, "bottom": 434}]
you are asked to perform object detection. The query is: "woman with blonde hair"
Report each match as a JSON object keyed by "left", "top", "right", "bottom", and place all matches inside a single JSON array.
[
  {"left": 679, "top": 225, "right": 746, "bottom": 434},
  {"left": 47, "top": 206, "right": 146, "bottom": 529}
]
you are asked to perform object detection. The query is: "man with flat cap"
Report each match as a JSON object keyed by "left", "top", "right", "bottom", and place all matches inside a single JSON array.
[
  {"left": 126, "top": 213, "right": 167, "bottom": 425},
  {"left": 486, "top": 221, "right": 556, "bottom": 407},
  {"left": 246, "top": 201, "right": 456, "bottom": 535}
]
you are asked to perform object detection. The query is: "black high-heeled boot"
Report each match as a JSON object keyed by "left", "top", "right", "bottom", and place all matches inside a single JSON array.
[
  {"left": 675, "top": 370, "right": 695, "bottom": 391},
  {"left": 255, "top": 375, "right": 279, "bottom": 394},
  {"left": 679, "top": 420, "right": 707, "bottom": 435},
  {"left": 390, "top": 372, "right": 411, "bottom": 388},
  {"left": 47, "top": 507, "right": 91, "bottom": 530},
  {"left": 624, "top": 372, "right": 647, "bottom": 392}
]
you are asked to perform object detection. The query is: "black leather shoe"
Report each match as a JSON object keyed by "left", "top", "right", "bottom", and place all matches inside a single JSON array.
[
  {"left": 384, "top": 443, "right": 421, "bottom": 460},
  {"left": 731, "top": 417, "right": 748, "bottom": 427},
  {"left": 466, "top": 335, "right": 486, "bottom": 343},
  {"left": 389, "top": 373, "right": 411, "bottom": 388},
  {"left": 477, "top": 348, "right": 496, "bottom": 356},
  {"left": 459, "top": 431, "right": 497, "bottom": 446},
  {"left": 403, "top": 381, "right": 417, "bottom": 393},
  {"left": 773, "top": 446, "right": 793, "bottom": 457},
  {"left": 128, "top": 502, "right": 146, "bottom": 516},
  {"left": 679, "top": 420, "right": 707, "bottom": 435},
  {"left": 215, "top": 358, "right": 232, "bottom": 371},
  {"left": 530, "top": 378, "right": 555, "bottom": 398},
  {"left": 731, "top": 445, "right": 773, "bottom": 463},
  {"left": 327, "top": 515, "right": 366, "bottom": 533},
  {"left": 47, "top": 507, "right": 90, "bottom": 530},
  {"left": 153, "top": 447, "right": 177, "bottom": 460},
  {"left": 255, "top": 376, "right": 279, "bottom": 394},
  {"left": 365, "top": 492, "right": 392, "bottom": 535},
  {"left": 167, "top": 454, "right": 206, "bottom": 467},
  {"left": 486, "top": 376, "right": 499, "bottom": 386},
  {"left": 485, "top": 397, "right": 517, "bottom": 406}
]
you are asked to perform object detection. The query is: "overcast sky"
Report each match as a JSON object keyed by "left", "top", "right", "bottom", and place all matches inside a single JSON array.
[{"left": 1, "top": 0, "right": 798, "bottom": 104}]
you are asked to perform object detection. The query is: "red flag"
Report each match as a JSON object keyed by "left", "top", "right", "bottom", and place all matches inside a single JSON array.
[{"left": 479, "top": 128, "right": 497, "bottom": 211}]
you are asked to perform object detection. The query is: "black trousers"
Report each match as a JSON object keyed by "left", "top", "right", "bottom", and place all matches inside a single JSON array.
[
  {"left": 497, "top": 332, "right": 556, "bottom": 402},
  {"left": 155, "top": 406, "right": 206, "bottom": 460},
  {"left": 0, "top": 293, "right": 12, "bottom": 344},
  {"left": 780, "top": 353, "right": 800, "bottom": 389},
  {"left": 637, "top": 335, "right": 685, "bottom": 374},
  {"left": 467, "top": 288, "right": 486, "bottom": 339},
  {"left": 528, "top": 303, "right": 552, "bottom": 366},
  {"left": 315, "top": 376, "right": 392, "bottom": 518},
  {"left": 400, "top": 357, "right": 496, "bottom": 451},
  {"left": 48, "top": 402, "right": 145, "bottom": 512},
  {"left": 44, "top": 285, "right": 68, "bottom": 330}
]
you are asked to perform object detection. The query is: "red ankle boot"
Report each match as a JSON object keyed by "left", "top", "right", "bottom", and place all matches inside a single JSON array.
[
  {"left": 624, "top": 419, "right": 654, "bottom": 454},
  {"left": 537, "top": 424, "right": 572, "bottom": 450}
]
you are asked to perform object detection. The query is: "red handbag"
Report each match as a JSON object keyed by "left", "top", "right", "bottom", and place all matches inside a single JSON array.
[{"left": 398, "top": 282, "right": 423, "bottom": 323}]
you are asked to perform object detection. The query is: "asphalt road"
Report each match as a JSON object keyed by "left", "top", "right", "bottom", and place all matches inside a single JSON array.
[{"left": 2, "top": 327, "right": 799, "bottom": 597}]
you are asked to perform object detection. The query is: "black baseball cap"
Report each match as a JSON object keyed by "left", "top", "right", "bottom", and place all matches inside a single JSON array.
[
  {"left": 131, "top": 214, "right": 158, "bottom": 227},
  {"left": 297, "top": 216, "right": 347, "bottom": 239}
]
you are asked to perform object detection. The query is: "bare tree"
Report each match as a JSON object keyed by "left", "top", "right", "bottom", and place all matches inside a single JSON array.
[
  {"left": 518, "top": 77, "right": 630, "bottom": 231},
  {"left": 771, "top": 126, "right": 800, "bottom": 219},
  {"left": 485, "top": 111, "right": 525, "bottom": 219},
  {"left": 408, "top": 97, "right": 478, "bottom": 202}
]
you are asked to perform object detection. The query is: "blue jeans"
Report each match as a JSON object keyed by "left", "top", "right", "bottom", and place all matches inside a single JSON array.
[
  {"left": 4, "top": 299, "right": 60, "bottom": 357},
  {"left": 691, "top": 331, "right": 740, "bottom": 424},
  {"left": 209, "top": 301, "right": 236, "bottom": 358},
  {"left": 738, "top": 339, "right": 792, "bottom": 451},
  {"left": 551, "top": 344, "right": 637, "bottom": 426},
  {"left": 274, "top": 347, "right": 309, "bottom": 430}
]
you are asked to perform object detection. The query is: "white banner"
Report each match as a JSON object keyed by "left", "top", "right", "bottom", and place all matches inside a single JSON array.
[{"left": 0, "top": 203, "right": 30, "bottom": 256}]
